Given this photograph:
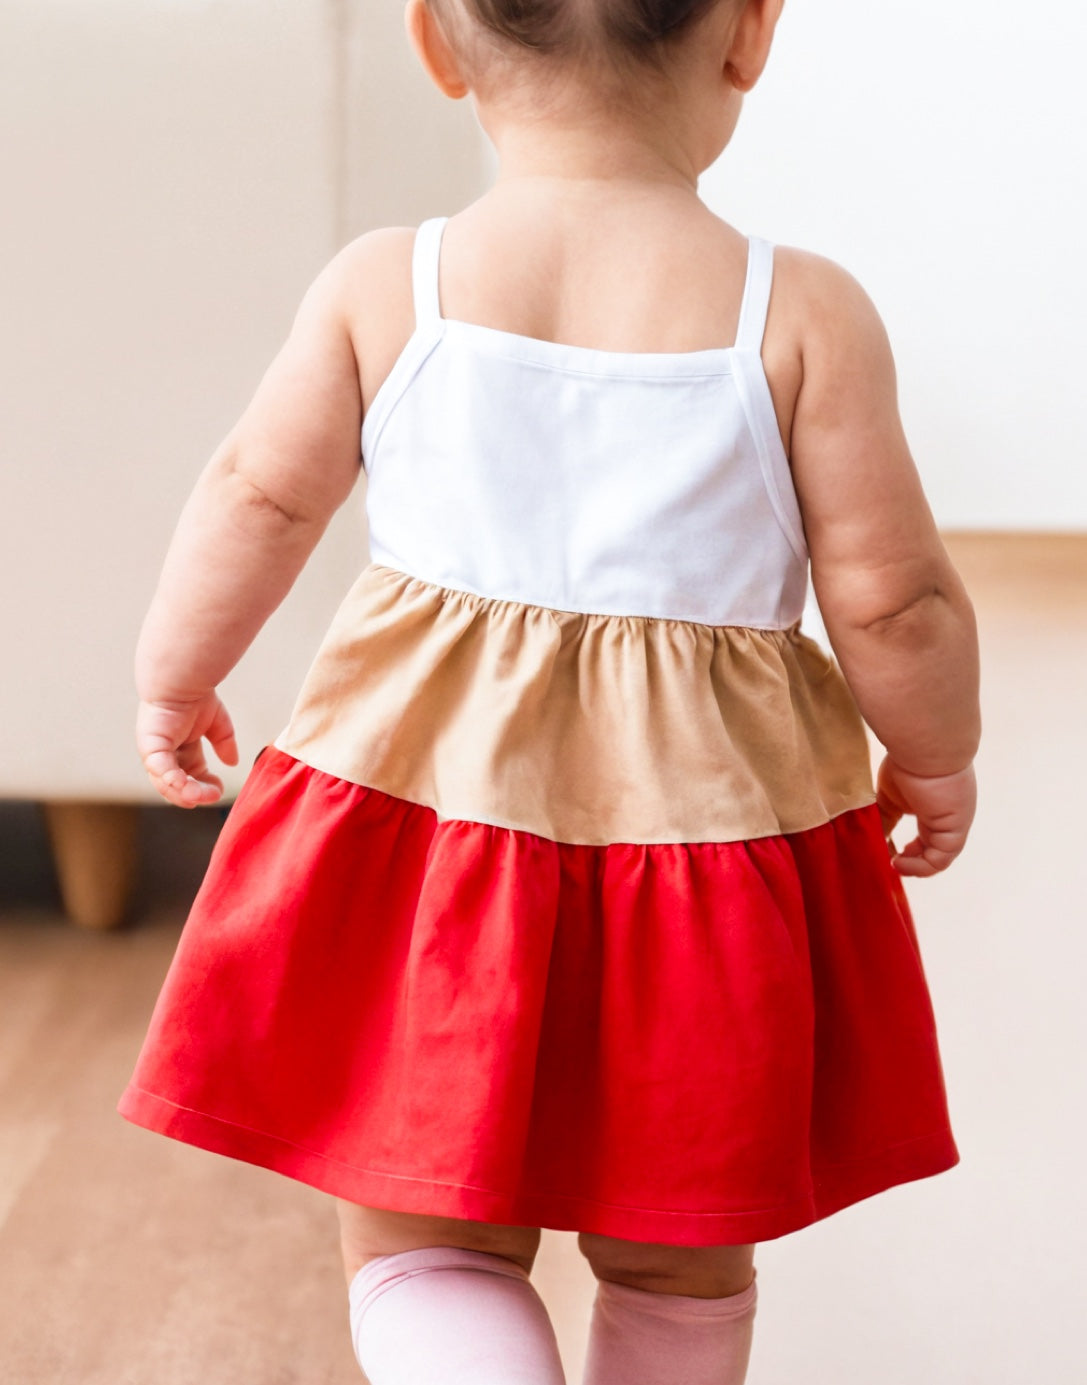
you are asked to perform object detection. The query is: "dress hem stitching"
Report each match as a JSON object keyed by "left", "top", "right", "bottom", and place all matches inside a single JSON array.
[{"left": 119, "top": 1085, "right": 958, "bottom": 1228}]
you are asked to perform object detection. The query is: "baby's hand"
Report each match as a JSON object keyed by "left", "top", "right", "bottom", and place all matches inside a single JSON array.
[
  {"left": 136, "top": 693, "right": 240, "bottom": 809},
  {"left": 875, "top": 757, "right": 977, "bottom": 878}
]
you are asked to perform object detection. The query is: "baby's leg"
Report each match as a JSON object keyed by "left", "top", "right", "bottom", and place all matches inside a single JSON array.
[
  {"left": 336, "top": 1200, "right": 564, "bottom": 1383},
  {"left": 336, "top": 1199, "right": 542, "bottom": 1282},
  {"left": 577, "top": 1234, "right": 758, "bottom": 1385}
]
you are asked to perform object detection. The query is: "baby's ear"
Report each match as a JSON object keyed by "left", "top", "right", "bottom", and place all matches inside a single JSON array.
[
  {"left": 405, "top": 0, "right": 471, "bottom": 100},
  {"left": 724, "top": 0, "right": 785, "bottom": 94}
]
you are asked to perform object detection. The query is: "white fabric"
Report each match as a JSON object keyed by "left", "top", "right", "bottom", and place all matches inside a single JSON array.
[
  {"left": 348, "top": 1245, "right": 566, "bottom": 1384},
  {"left": 362, "top": 217, "right": 808, "bottom": 629},
  {"left": 733, "top": 237, "right": 773, "bottom": 353}
]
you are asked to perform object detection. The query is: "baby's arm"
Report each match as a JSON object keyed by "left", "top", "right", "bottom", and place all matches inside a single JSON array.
[
  {"left": 136, "top": 243, "right": 368, "bottom": 808},
  {"left": 781, "top": 252, "right": 981, "bottom": 877}
]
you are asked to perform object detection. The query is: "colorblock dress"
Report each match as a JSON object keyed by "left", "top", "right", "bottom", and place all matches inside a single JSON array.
[{"left": 119, "top": 217, "right": 960, "bottom": 1246}]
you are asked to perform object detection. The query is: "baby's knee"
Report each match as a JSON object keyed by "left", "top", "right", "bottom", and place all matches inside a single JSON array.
[
  {"left": 335, "top": 1200, "right": 542, "bottom": 1284},
  {"left": 577, "top": 1231, "right": 756, "bottom": 1299}
]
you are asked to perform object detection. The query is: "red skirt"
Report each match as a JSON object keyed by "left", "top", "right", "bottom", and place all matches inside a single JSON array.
[{"left": 119, "top": 744, "right": 959, "bottom": 1246}]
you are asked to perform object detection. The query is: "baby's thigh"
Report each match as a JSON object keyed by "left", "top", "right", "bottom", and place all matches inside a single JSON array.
[
  {"left": 577, "top": 1232, "right": 756, "bottom": 1298},
  {"left": 335, "top": 1199, "right": 543, "bottom": 1284}
]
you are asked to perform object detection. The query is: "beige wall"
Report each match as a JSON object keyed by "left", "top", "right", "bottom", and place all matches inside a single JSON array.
[{"left": 0, "top": 0, "right": 485, "bottom": 800}]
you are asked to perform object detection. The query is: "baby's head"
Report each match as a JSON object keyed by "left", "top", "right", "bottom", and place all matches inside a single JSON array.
[{"left": 408, "top": 0, "right": 782, "bottom": 162}]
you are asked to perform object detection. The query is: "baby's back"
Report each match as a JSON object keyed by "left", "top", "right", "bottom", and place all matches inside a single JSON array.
[{"left": 359, "top": 210, "right": 808, "bottom": 629}]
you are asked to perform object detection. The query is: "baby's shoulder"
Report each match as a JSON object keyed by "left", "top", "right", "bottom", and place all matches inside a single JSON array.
[
  {"left": 768, "top": 245, "right": 892, "bottom": 366},
  {"left": 323, "top": 226, "right": 420, "bottom": 416},
  {"left": 758, "top": 244, "right": 898, "bottom": 459},
  {"left": 330, "top": 225, "right": 418, "bottom": 322},
  {"left": 770, "top": 246, "right": 885, "bottom": 338},
  {"left": 334, "top": 225, "right": 417, "bottom": 285}
]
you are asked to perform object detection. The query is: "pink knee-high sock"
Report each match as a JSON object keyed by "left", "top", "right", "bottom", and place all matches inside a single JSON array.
[
  {"left": 581, "top": 1270, "right": 758, "bottom": 1385},
  {"left": 348, "top": 1245, "right": 566, "bottom": 1384}
]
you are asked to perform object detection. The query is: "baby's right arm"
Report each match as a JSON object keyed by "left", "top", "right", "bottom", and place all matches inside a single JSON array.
[
  {"left": 777, "top": 251, "right": 981, "bottom": 877},
  {"left": 135, "top": 235, "right": 383, "bottom": 807}
]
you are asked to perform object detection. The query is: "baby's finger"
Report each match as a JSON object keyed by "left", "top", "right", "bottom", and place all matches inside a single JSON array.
[
  {"left": 141, "top": 744, "right": 186, "bottom": 784},
  {"left": 174, "top": 745, "right": 226, "bottom": 801},
  {"left": 146, "top": 764, "right": 223, "bottom": 808},
  {"left": 205, "top": 699, "right": 240, "bottom": 766},
  {"left": 141, "top": 741, "right": 222, "bottom": 807},
  {"left": 890, "top": 834, "right": 960, "bottom": 878},
  {"left": 176, "top": 776, "right": 223, "bottom": 805}
]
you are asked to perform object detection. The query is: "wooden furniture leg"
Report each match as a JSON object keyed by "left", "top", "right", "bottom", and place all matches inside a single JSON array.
[{"left": 41, "top": 801, "right": 140, "bottom": 930}]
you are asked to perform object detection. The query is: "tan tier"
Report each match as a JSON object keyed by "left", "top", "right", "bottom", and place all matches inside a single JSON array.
[{"left": 275, "top": 564, "right": 875, "bottom": 845}]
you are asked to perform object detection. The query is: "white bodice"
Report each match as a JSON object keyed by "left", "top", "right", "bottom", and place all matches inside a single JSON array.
[{"left": 360, "top": 217, "right": 808, "bottom": 629}]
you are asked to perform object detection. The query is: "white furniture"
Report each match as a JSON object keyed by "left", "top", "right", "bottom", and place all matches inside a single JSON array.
[{"left": 0, "top": 0, "right": 483, "bottom": 925}]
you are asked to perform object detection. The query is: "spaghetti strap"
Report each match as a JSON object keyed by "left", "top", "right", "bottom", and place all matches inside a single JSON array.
[
  {"left": 412, "top": 217, "right": 449, "bottom": 326},
  {"left": 733, "top": 237, "right": 774, "bottom": 354}
]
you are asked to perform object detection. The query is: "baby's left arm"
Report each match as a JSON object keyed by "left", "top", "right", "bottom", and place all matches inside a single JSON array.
[{"left": 136, "top": 246, "right": 365, "bottom": 807}]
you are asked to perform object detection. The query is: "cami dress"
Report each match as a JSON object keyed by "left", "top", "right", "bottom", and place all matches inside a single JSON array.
[{"left": 118, "top": 217, "right": 960, "bottom": 1246}]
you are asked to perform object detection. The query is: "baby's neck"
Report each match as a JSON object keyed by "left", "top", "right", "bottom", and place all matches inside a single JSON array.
[{"left": 483, "top": 103, "right": 705, "bottom": 198}]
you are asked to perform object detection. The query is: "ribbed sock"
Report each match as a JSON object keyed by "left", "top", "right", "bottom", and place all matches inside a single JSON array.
[
  {"left": 347, "top": 1244, "right": 567, "bottom": 1383},
  {"left": 581, "top": 1269, "right": 757, "bottom": 1385}
]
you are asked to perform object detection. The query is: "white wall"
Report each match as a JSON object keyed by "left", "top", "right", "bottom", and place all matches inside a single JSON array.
[{"left": 701, "top": 0, "right": 1087, "bottom": 529}]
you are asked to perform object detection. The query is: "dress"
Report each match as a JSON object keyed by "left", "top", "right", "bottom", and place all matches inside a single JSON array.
[{"left": 118, "top": 217, "right": 960, "bottom": 1246}]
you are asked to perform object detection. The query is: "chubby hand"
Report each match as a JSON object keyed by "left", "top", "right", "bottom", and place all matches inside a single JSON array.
[
  {"left": 876, "top": 757, "right": 977, "bottom": 878},
  {"left": 137, "top": 692, "right": 240, "bottom": 808}
]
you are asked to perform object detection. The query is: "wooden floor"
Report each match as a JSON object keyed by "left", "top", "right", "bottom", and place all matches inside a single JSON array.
[{"left": 1, "top": 534, "right": 1083, "bottom": 1384}]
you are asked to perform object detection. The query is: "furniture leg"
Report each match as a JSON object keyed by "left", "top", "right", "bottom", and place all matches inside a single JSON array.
[{"left": 41, "top": 801, "right": 140, "bottom": 930}]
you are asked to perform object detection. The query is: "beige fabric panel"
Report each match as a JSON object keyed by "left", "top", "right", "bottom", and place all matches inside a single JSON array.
[{"left": 275, "top": 564, "right": 876, "bottom": 846}]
